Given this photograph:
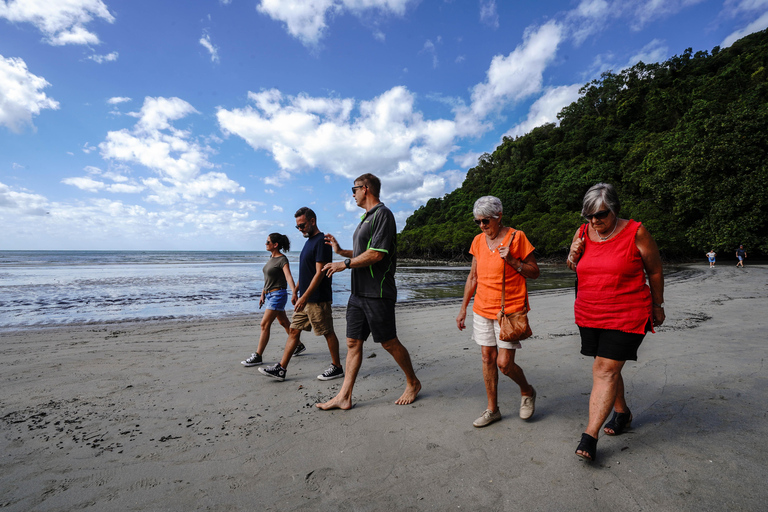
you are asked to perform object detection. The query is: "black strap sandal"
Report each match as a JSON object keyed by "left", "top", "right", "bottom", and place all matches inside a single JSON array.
[
  {"left": 603, "top": 410, "right": 632, "bottom": 436},
  {"left": 575, "top": 433, "right": 597, "bottom": 462}
]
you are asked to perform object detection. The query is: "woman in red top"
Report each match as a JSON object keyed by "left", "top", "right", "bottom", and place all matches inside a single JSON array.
[
  {"left": 456, "top": 196, "right": 540, "bottom": 428},
  {"left": 567, "top": 183, "right": 665, "bottom": 462}
]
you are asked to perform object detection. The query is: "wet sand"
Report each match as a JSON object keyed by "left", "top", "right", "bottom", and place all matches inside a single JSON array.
[{"left": 1, "top": 264, "right": 766, "bottom": 511}]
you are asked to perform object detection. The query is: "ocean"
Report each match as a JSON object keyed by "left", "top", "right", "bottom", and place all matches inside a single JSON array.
[{"left": 0, "top": 251, "right": 575, "bottom": 329}]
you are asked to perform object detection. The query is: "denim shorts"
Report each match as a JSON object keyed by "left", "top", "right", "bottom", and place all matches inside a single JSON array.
[{"left": 264, "top": 288, "right": 288, "bottom": 311}]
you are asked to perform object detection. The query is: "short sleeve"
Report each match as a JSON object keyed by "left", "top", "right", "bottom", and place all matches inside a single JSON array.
[
  {"left": 369, "top": 208, "right": 396, "bottom": 253},
  {"left": 512, "top": 231, "right": 535, "bottom": 260},
  {"left": 314, "top": 235, "right": 332, "bottom": 263}
]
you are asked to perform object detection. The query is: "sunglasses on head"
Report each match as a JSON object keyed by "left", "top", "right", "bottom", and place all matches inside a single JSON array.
[
  {"left": 473, "top": 216, "right": 498, "bottom": 226},
  {"left": 583, "top": 209, "right": 612, "bottom": 221}
]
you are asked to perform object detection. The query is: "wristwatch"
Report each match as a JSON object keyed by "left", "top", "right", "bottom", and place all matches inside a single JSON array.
[
  {"left": 516, "top": 263, "right": 523, "bottom": 272},
  {"left": 344, "top": 258, "right": 351, "bottom": 268},
  {"left": 653, "top": 302, "right": 665, "bottom": 308}
]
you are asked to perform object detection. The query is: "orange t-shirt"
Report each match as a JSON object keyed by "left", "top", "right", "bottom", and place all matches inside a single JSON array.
[{"left": 469, "top": 228, "right": 535, "bottom": 320}]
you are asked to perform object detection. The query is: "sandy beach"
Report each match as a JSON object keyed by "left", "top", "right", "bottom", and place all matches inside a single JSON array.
[{"left": 1, "top": 263, "right": 766, "bottom": 511}]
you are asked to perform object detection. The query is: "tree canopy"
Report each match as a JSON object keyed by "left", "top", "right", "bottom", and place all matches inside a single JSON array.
[{"left": 399, "top": 29, "right": 768, "bottom": 260}]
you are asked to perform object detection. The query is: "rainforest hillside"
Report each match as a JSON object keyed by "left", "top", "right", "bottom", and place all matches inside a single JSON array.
[{"left": 399, "top": 29, "right": 768, "bottom": 260}]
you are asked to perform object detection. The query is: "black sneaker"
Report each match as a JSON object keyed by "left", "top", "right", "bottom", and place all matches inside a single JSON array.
[
  {"left": 241, "top": 353, "right": 262, "bottom": 367},
  {"left": 293, "top": 342, "right": 307, "bottom": 356},
  {"left": 259, "top": 363, "right": 286, "bottom": 381},
  {"left": 317, "top": 364, "right": 344, "bottom": 381}
]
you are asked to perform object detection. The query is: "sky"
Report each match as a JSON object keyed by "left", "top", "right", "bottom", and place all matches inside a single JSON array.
[{"left": 1, "top": 0, "right": 767, "bottom": 251}]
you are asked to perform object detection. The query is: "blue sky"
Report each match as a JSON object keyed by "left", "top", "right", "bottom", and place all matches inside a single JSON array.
[{"left": 1, "top": 0, "right": 766, "bottom": 251}]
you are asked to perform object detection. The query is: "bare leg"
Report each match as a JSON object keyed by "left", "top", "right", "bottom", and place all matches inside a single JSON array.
[
  {"left": 381, "top": 337, "right": 421, "bottom": 405},
  {"left": 316, "top": 338, "right": 363, "bottom": 410},
  {"left": 276, "top": 310, "right": 291, "bottom": 335},
  {"left": 324, "top": 331, "right": 342, "bottom": 368},
  {"left": 255, "top": 309, "right": 280, "bottom": 356},
  {"left": 496, "top": 348, "right": 534, "bottom": 396},
  {"left": 480, "top": 346, "right": 500, "bottom": 412},
  {"left": 576, "top": 357, "right": 626, "bottom": 458},
  {"left": 279, "top": 328, "right": 303, "bottom": 368}
]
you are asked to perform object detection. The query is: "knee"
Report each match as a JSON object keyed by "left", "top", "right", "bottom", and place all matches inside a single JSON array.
[
  {"left": 480, "top": 350, "right": 497, "bottom": 367},
  {"left": 346, "top": 339, "right": 363, "bottom": 351},
  {"left": 380, "top": 338, "right": 401, "bottom": 352},
  {"left": 260, "top": 319, "right": 271, "bottom": 330},
  {"left": 593, "top": 362, "right": 622, "bottom": 381}
]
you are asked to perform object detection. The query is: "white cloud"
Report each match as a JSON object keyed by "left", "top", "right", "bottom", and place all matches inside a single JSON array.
[
  {"left": 200, "top": 32, "right": 220, "bottom": 63},
  {"left": 480, "top": 0, "right": 499, "bottom": 29},
  {"left": 256, "top": 0, "right": 413, "bottom": 46},
  {"left": 0, "top": 55, "right": 59, "bottom": 132},
  {"left": 721, "top": 11, "right": 768, "bottom": 47},
  {"left": 0, "top": 180, "right": 48, "bottom": 215},
  {"left": 504, "top": 84, "right": 583, "bottom": 139},
  {"left": 0, "top": 0, "right": 114, "bottom": 46},
  {"left": 88, "top": 51, "right": 118, "bottom": 63},
  {"left": 466, "top": 21, "right": 563, "bottom": 121},
  {"left": 218, "top": 86, "right": 458, "bottom": 203},
  {"left": 107, "top": 96, "right": 132, "bottom": 105},
  {"left": 61, "top": 176, "right": 106, "bottom": 192},
  {"left": 628, "top": 0, "right": 706, "bottom": 31},
  {"left": 626, "top": 39, "right": 668, "bottom": 66},
  {"left": 100, "top": 96, "right": 243, "bottom": 204},
  {"left": 420, "top": 38, "right": 440, "bottom": 68},
  {"left": 453, "top": 151, "right": 483, "bottom": 169},
  {"left": 272, "top": 204, "right": 284, "bottom": 212}
]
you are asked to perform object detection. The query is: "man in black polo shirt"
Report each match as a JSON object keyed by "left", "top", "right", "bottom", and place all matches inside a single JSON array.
[{"left": 318, "top": 173, "right": 421, "bottom": 410}]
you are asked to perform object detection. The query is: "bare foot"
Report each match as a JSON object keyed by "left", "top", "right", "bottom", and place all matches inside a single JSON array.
[
  {"left": 316, "top": 394, "right": 353, "bottom": 410},
  {"left": 394, "top": 380, "right": 421, "bottom": 405}
]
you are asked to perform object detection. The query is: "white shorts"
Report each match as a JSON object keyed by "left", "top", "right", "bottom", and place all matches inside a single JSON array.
[{"left": 472, "top": 312, "right": 522, "bottom": 350}]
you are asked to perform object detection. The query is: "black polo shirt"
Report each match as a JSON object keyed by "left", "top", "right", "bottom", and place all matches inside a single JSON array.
[{"left": 351, "top": 202, "right": 397, "bottom": 300}]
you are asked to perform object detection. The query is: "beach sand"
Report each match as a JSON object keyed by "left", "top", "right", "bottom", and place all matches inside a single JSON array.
[{"left": 1, "top": 264, "right": 766, "bottom": 511}]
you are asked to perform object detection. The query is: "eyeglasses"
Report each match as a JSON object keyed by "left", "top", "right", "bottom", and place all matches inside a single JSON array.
[
  {"left": 473, "top": 216, "right": 498, "bottom": 226},
  {"left": 265, "top": 240, "right": 272, "bottom": 244},
  {"left": 295, "top": 223, "right": 306, "bottom": 230},
  {"left": 584, "top": 210, "right": 612, "bottom": 221},
  {"left": 351, "top": 185, "right": 366, "bottom": 194}
]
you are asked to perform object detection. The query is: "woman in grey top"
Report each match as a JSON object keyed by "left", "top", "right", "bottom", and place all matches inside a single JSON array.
[{"left": 242, "top": 233, "right": 296, "bottom": 367}]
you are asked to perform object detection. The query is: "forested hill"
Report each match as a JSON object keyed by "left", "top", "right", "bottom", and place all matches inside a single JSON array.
[{"left": 399, "top": 29, "right": 768, "bottom": 261}]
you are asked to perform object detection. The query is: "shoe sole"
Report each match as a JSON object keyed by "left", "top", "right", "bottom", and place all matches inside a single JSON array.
[
  {"left": 294, "top": 349, "right": 306, "bottom": 356},
  {"left": 317, "top": 373, "right": 344, "bottom": 381},
  {"left": 241, "top": 361, "right": 262, "bottom": 367},
  {"left": 258, "top": 369, "right": 285, "bottom": 381}
]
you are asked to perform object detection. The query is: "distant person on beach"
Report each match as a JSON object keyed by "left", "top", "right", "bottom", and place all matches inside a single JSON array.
[
  {"left": 241, "top": 233, "right": 297, "bottom": 367},
  {"left": 706, "top": 250, "right": 716, "bottom": 268},
  {"left": 257, "top": 207, "right": 344, "bottom": 382},
  {"left": 316, "top": 173, "right": 421, "bottom": 409},
  {"left": 455, "top": 196, "right": 539, "bottom": 428},
  {"left": 567, "top": 183, "right": 665, "bottom": 463},
  {"left": 736, "top": 245, "right": 747, "bottom": 267}
]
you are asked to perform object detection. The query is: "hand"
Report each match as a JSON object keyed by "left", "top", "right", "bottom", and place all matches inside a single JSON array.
[
  {"left": 456, "top": 310, "right": 467, "bottom": 330},
  {"left": 295, "top": 295, "right": 307, "bottom": 312},
  {"left": 498, "top": 245, "right": 511, "bottom": 262},
  {"left": 291, "top": 291, "right": 298, "bottom": 305},
  {"left": 567, "top": 238, "right": 585, "bottom": 270},
  {"left": 259, "top": 296, "right": 265, "bottom": 309},
  {"left": 324, "top": 233, "right": 340, "bottom": 253},
  {"left": 323, "top": 261, "right": 346, "bottom": 277},
  {"left": 652, "top": 305, "right": 665, "bottom": 327}
]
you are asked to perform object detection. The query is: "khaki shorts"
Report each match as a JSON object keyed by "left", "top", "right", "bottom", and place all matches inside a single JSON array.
[{"left": 290, "top": 301, "right": 335, "bottom": 336}]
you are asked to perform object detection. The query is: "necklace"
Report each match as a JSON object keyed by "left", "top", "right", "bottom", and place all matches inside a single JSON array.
[
  {"left": 486, "top": 227, "right": 505, "bottom": 252},
  {"left": 598, "top": 220, "right": 618, "bottom": 241}
]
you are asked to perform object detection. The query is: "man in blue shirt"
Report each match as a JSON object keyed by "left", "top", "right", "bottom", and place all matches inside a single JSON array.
[
  {"left": 318, "top": 173, "right": 421, "bottom": 410},
  {"left": 259, "top": 207, "right": 344, "bottom": 382}
]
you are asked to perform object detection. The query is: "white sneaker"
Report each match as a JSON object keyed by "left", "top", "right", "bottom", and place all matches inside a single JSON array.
[
  {"left": 520, "top": 387, "right": 536, "bottom": 420},
  {"left": 473, "top": 409, "right": 502, "bottom": 428}
]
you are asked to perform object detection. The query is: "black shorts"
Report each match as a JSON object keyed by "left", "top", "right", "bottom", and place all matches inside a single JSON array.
[
  {"left": 346, "top": 294, "right": 397, "bottom": 343},
  {"left": 579, "top": 327, "right": 645, "bottom": 361}
]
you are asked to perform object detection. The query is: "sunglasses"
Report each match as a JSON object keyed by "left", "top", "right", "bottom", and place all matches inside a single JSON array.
[
  {"left": 265, "top": 239, "right": 272, "bottom": 244},
  {"left": 295, "top": 223, "right": 306, "bottom": 230},
  {"left": 473, "top": 216, "right": 498, "bottom": 226},
  {"left": 584, "top": 210, "right": 611, "bottom": 220},
  {"left": 351, "top": 185, "right": 366, "bottom": 193}
]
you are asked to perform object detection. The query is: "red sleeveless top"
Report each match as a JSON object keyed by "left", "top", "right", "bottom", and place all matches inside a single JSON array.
[{"left": 574, "top": 220, "right": 653, "bottom": 334}]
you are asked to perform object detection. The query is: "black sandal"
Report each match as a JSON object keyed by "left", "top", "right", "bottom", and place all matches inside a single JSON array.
[
  {"left": 575, "top": 433, "right": 597, "bottom": 462},
  {"left": 603, "top": 410, "right": 632, "bottom": 436}
]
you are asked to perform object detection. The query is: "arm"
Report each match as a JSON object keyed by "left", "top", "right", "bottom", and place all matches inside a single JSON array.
[
  {"left": 456, "top": 257, "right": 478, "bottom": 331},
  {"left": 282, "top": 263, "right": 296, "bottom": 296},
  {"left": 636, "top": 225, "right": 665, "bottom": 327},
  {"left": 566, "top": 227, "right": 585, "bottom": 272},
  {"left": 324, "top": 233, "right": 353, "bottom": 258},
  {"left": 498, "top": 248, "right": 540, "bottom": 279},
  {"left": 294, "top": 261, "right": 327, "bottom": 312},
  {"left": 323, "top": 249, "right": 384, "bottom": 277}
]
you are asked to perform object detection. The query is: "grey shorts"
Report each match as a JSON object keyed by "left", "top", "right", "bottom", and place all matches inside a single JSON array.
[{"left": 346, "top": 294, "right": 397, "bottom": 343}]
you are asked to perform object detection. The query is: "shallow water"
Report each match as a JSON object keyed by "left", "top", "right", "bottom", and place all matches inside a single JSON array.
[{"left": 0, "top": 251, "right": 578, "bottom": 328}]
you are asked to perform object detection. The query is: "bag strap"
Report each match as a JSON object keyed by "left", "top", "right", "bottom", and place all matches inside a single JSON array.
[{"left": 500, "top": 229, "right": 518, "bottom": 315}]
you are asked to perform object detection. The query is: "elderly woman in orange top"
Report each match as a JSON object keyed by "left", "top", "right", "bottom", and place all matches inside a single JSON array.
[
  {"left": 456, "top": 196, "right": 540, "bottom": 428},
  {"left": 567, "top": 183, "right": 665, "bottom": 463}
]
